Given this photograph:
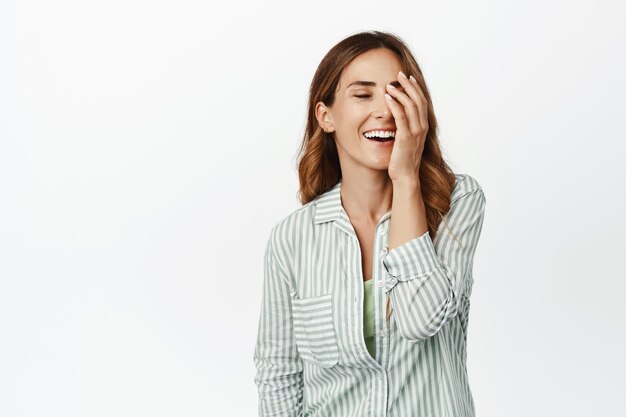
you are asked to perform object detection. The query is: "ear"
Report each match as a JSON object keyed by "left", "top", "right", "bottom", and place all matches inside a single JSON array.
[{"left": 315, "top": 101, "right": 335, "bottom": 133}]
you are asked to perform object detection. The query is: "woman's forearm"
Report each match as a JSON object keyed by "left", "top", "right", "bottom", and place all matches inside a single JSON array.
[{"left": 388, "top": 176, "right": 428, "bottom": 251}]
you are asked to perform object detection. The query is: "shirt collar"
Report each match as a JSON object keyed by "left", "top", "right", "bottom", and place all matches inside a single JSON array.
[{"left": 313, "top": 179, "right": 344, "bottom": 225}]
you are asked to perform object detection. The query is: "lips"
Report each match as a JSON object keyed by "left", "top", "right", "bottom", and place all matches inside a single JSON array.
[
  {"left": 365, "top": 135, "right": 394, "bottom": 142},
  {"left": 363, "top": 132, "right": 395, "bottom": 142}
]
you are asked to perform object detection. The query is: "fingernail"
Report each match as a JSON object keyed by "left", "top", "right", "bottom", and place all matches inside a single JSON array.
[
  {"left": 385, "top": 93, "right": 393, "bottom": 100},
  {"left": 387, "top": 83, "right": 396, "bottom": 89},
  {"left": 399, "top": 71, "right": 407, "bottom": 78},
  {"left": 409, "top": 75, "right": 417, "bottom": 83}
]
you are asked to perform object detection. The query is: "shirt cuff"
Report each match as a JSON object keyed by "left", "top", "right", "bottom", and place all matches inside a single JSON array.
[{"left": 382, "top": 230, "right": 442, "bottom": 294}]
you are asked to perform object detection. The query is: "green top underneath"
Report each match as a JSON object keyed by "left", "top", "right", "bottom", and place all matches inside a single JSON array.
[{"left": 363, "top": 279, "right": 376, "bottom": 359}]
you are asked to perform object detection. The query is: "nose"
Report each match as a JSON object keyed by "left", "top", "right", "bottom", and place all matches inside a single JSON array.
[{"left": 374, "top": 93, "right": 393, "bottom": 120}]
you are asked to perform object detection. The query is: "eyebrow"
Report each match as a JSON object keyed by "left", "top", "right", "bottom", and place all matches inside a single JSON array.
[{"left": 345, "top": 80, "right": 402, "bottom": 89}]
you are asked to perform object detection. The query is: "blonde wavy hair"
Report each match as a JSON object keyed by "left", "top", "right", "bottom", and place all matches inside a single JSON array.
[{"left": 296, "top": 30, "right": 457, "bottom": 329}]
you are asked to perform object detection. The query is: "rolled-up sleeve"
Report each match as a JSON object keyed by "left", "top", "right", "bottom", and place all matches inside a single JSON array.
[
  {"left": 381, "top": 187, "right": 486, "bottom": 342},
  {"left": 253, "top": 226, "right": 303, "bottom": 417}
]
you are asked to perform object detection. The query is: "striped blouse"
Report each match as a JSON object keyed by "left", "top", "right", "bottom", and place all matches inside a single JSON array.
[{"left": 253, "top": 173, "right": 487, "bottom": 417}]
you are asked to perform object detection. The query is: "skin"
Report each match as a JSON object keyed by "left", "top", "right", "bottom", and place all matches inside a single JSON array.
[{"left": 315, "top": 48, "right": 429, "bottom": 281}]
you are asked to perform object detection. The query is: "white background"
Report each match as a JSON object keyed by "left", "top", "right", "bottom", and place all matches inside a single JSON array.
[{"left": 1, "top": 0, "right": 625, "bottom": 416}]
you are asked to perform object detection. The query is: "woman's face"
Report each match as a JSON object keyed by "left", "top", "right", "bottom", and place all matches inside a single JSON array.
[{"left": 316, "top": 48, "right": 406, "bottom": 172}]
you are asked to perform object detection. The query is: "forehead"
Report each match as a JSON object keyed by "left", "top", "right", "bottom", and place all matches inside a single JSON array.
[{"left": 341, "top": 49, "right": 403, "bottom": 80}]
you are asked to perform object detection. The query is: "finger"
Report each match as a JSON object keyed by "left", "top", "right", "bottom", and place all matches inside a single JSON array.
[
  {"left": 398, "top": 71, "right": 428, "bottom": 131},
  {"left": 395, "top": 72, "right": 427, "bottom": 132},
  {"left": 384, "top": 92, "right": 410, "bottom": 141},
  {"left": 386, "top": 78, "right": 421, "bottom": 135},
  {"left": 407, "top": 74, "right": 429, "bottom": 129}
]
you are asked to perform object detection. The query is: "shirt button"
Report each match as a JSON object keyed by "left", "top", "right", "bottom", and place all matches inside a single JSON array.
[
  {"left": 377, "top": 280, "right": 383, "bottom": 288},
  {"left": 378, "top": 330, "right": 385, "bottom": 338},
  {"left": 378, "top": 228, "right": 386, "bottom": 236}
]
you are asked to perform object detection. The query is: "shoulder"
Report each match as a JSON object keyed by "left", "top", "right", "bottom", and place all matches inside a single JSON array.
[
  {"left": 265, "top": 199, "right": 317, "bottom": 256},
  {"left": 451, "top": 173, "right": 486, "bottom": 204}
]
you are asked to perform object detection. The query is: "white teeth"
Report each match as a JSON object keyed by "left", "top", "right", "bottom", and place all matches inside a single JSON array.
[{"left": 364, "top": 130, "right": 396, "bottom": 139}]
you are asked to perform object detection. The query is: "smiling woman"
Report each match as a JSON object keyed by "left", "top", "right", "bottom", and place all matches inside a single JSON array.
[{"left": 254, "top": 30, "right": 486, "bottom": 417}]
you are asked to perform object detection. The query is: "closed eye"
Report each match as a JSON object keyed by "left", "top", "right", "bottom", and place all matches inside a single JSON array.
[{"left": 354, "top": 94, "right": 371, "bottom": 98}]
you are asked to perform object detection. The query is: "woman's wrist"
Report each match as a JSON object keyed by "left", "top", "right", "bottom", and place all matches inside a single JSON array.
[{"left": 391, "top": 174, "right": 421, "bottom": 191}]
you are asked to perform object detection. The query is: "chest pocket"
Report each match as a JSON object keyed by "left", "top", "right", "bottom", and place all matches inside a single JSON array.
[{"left": 291, "top": 293, "right": 339, "bottom": 367}]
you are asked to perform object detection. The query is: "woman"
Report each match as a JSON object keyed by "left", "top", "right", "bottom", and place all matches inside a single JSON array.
[{"left": 253, "top": 31, "right": 487, "bottom": 417}]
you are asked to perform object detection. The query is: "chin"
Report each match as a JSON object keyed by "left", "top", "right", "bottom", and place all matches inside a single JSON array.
[{"left": 369, "top": 162, "right": 390, "bottom": 171}]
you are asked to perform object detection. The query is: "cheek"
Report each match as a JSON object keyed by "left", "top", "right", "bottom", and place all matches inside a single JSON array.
[
  {"left": 334, "top": 133, "right": 362, "bottom": 151},
  {"left": 333, "top": 106, "right": 369, "bottom": 135}
]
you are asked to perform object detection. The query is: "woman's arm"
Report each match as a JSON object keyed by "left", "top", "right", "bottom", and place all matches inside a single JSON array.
[
  {"left": 387, "top": 177, "right": 429, "bottom": 252},
  {"left": 253, "top": 226, "right": 303, "bottom": 417},
  {"left": 382, "top": 177, "right": 487, "bottom": 342}
]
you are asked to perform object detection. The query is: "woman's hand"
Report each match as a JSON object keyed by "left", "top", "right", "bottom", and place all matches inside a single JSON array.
[{"left": 384, "top": 71, "right": 429, "bottom": 184}]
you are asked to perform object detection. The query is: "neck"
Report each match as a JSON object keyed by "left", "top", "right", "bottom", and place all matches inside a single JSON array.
[{"left": 339, "top": 174, "right": 393, "bottom": 225}]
